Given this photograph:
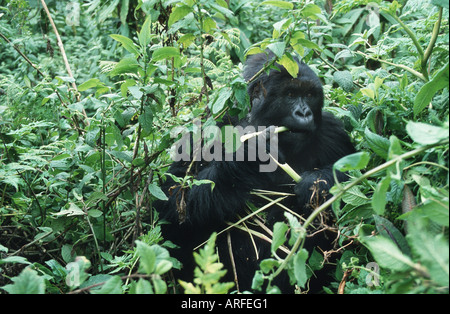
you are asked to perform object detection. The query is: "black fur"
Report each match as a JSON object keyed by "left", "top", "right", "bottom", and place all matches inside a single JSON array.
[{"left": 156, "top": 51, "right": 355, "bottom": 293}]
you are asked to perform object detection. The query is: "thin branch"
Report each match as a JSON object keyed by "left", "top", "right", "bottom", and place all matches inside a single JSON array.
[
  {"left": 39, "top": 0, "right": 90, "bottom": 125},
  {"left": 355, "top": 51, "right": 427, "bottom": 82},
  {"left": 0, "top": 32, "right": 45, "bottom": 77}
]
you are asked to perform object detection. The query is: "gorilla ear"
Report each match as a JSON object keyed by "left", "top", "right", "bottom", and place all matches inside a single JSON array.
[{"left": 250, "top": 81, "right": 267, "bottom": 108}]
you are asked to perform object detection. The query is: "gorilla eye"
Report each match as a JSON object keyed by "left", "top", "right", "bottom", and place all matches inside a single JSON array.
[{"left": 306, "top": 93, "right": 312, "bottom": 98}]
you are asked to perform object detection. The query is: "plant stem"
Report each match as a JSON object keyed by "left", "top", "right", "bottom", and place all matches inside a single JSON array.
[
  {"left": 355, "top": 51, "right": 427, "bottom": 82},
  {"left": 422, "top": 7, "right": 443, "bottom": 70}
]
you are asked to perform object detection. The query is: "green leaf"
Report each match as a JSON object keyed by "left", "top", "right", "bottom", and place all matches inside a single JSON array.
[
  {"left": 260, "top": 258, "right": 280, "bottom": 274},
  {"left": 301, "top": 3, "right": 322, "bottom": 19},
  {"left": 201, "top": 17, "right": 217, "bottom": 33},
  {"left": 210, "top": 86, "right": 232, "bottom": 115},
  {"left": 91, "top": 276, "right": 123, "bottom": 294},
  {"left": 364, "top": 128, "right": 390, "bottom": 159},
  {"left": 431, "top": 0, "right": 449, "bottom": 8},
  {"left": 54, "top": 203, "right": 85, "bottom": 217},
  {"left": 148, "top": 183, "right": 168, "bottom": 201},
  {"left": 415, "top": 199, "right": 449, "bottom": 227},
  {"left": 333, "top": 152, "right": 370, "bottom": 172},
  {"left": 152, "top": 277, "right": 167, "bottom": 294},
  {"left": 373, "top": 215, "right": 411, "bottom": 256},
  {"left": 251, "top": 271, "right": 265, "bottom": 290},
  {"left": 261, "top": 0, "right": 294, "bottom": 10},
  {"left": 333, "top": 70, "right": 354, "bottom": 92},
  {"left": 267, "top": 42, "right": 286, "bottom": 58},
  {"left": 414, "top": 63, "right": 449, "bottom": 116},
  {"left": 78, "top": 78, "right": 102, "bottom": 91},
  {"left": 407, "top": 218, "right": 449, "bottom": 286},
  {"left": 88, "top": 209, "right": 103, "bottom": 218},
  {"left": 406, "top": 121, "right": 449, "bottom": 145},
  {"left": 138, "top": 15, "right": 153, "bottom": 48},
  {"left": 372, "top": 174, "right": 391, "bottom": 215},
  {"left": 271, "top": 222, "right": 288, "bottom": 253},
  {"left": 136, "top": 240, "right": 156, "bottom": 275},
  {"left": 135, "top": 278, "right": 154, "bottom": 294},
  {"left": 360, "top": 87, "right": 375, "bottom": 100},
  {"left": 362, "top": 236, "right": 414, "bottom": 271},
  {"left": 278, "top": 54, "right": 299, "bottom": 78},
  {"left": 109, "top": 57, "right": 140, "bottom": 77},
  {"left": 155, "top": 260, "right": 173, "bottom": 275},
  {"left": 110, "top": 34, "right": 140, "bottom": 56},
  {"left": 138, "top": 107, "right": 154, "bottom": 134},
  {"left": 168, "top": 5, "right": 193, "bottom": 27},
  {"left": 1, "top": 268, "right": 45, "bottom": 294},
  {"left": 293, "top": 249, "right": 309, "bottom": 288},
  {"left": 152, "top": 47, "right": 180, "bottom": 62},
  {"left": 342, "top": 186, "right": 371, "bottom": 206}
]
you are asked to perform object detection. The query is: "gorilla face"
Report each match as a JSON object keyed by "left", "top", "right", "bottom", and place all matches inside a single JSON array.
[{"left": 245, "top": 54, "right": 324, "bottom": 155}]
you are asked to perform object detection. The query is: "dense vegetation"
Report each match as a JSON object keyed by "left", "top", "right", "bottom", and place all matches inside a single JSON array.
[{"left": 0, "top": 0, "right": 448, "bottom": 294}]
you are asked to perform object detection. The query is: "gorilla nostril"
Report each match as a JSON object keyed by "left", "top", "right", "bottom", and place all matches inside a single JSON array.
[{"left": 294, "top": 107, "right": 312, "bottom": 118}]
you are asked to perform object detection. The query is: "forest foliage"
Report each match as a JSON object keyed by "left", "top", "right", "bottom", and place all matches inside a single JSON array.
[{"left": 0, "top": 0, "right": 448, "bottom": 294}]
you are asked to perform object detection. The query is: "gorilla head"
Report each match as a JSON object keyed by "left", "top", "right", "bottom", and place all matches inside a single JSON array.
[{"left": 244, "top": 52, "right": 323, "bottom": 134}]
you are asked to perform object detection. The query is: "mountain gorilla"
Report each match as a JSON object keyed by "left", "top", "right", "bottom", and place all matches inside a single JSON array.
[{"left": 156, "top": 51, "right": 355, "bottom": 293}]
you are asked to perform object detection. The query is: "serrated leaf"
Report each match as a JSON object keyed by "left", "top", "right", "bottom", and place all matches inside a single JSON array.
[
  {"left": 267, "top": 42, "right": 286, "bottom": 58},
  {"left": 365, "top": 128, "right": 390, "bottom": 159},
  {"left": 333, "top": 70, "right": 354, "bottom": 92},
  {"left": 342, "top": 186, "right": 371, "bottom": 206},
  {"left": 1, "top": 268, "right": 45, "bottom": 294}
]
